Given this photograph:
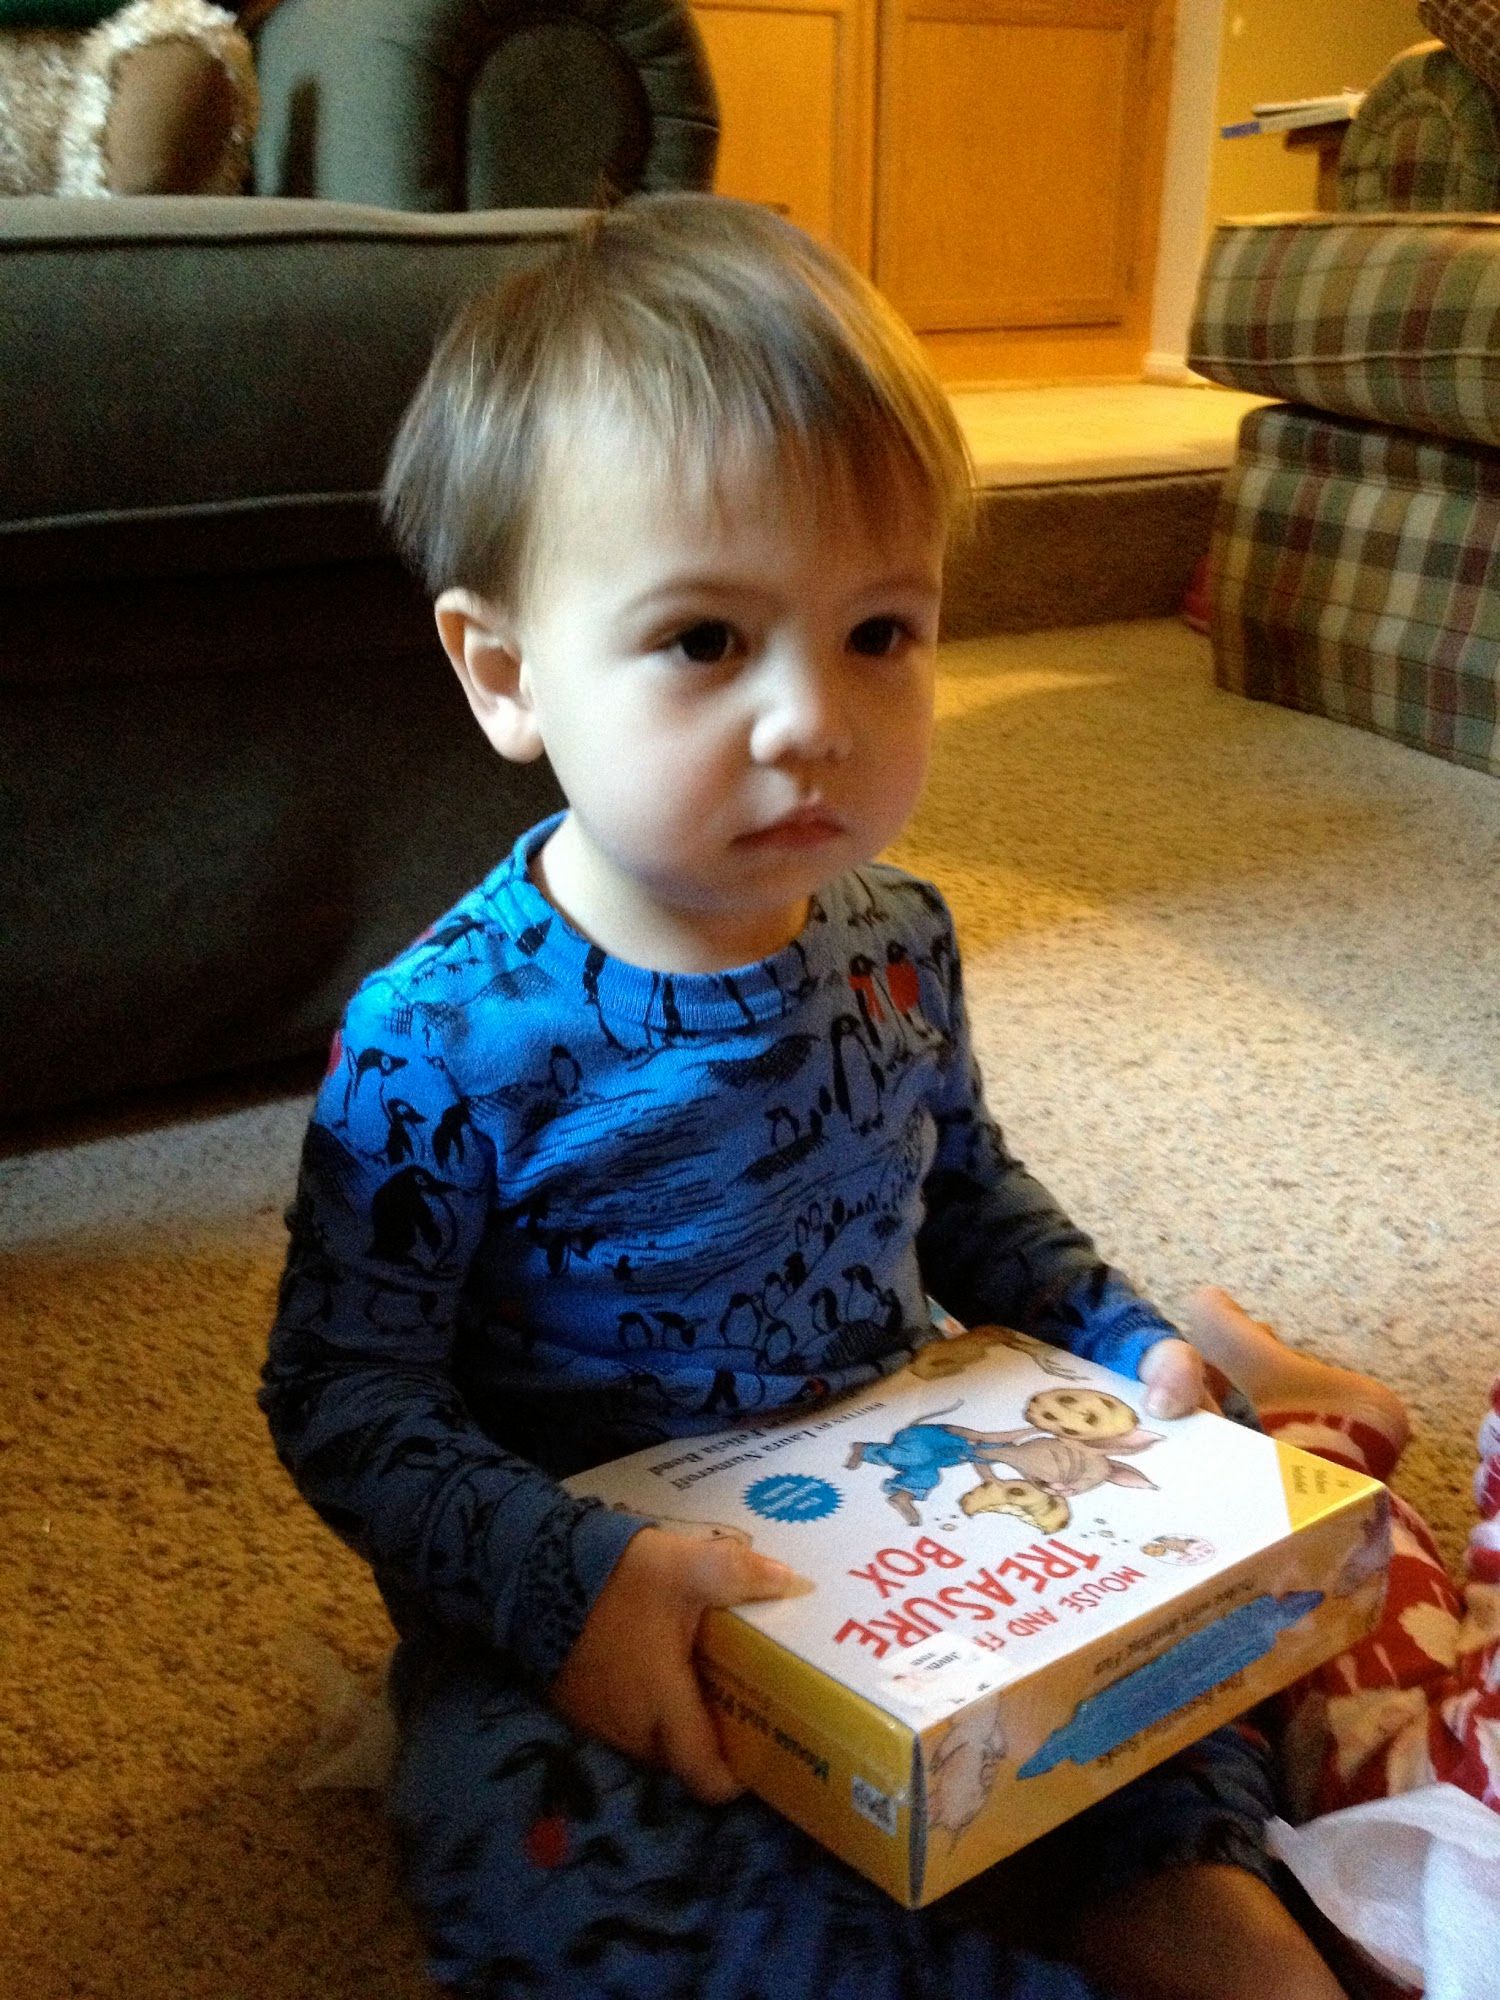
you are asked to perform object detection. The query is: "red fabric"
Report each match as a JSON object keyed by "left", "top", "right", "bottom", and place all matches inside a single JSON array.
[{"left": 1266, "top": 1380, "right": 1500, "bottom": 1818}]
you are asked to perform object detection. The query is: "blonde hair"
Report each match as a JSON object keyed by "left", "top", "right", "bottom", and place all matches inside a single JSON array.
[{"left": 382, "top": 192, "right": 976, "bottom": 609}]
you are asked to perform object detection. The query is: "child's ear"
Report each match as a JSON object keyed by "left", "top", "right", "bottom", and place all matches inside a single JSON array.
[{"left": 434, "top": 589, "right": 545, "bottom": 764}]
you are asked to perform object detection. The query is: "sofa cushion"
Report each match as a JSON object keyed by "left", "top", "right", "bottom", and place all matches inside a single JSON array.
[
  {"left": 1418, "top": 0, "right": 1500, "bottom": 99},
  {"left": 1189, "top": 213, "right": 1500, "bottom": 450},
  {"left": 0, "top": 196, "right": 578, "bottom": 598}
]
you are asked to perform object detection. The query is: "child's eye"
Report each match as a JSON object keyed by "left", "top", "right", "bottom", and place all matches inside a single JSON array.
[
  {"left": 849, "top": 616, "right": 911, "bottom": 658},
  {"left": 670, "top": 620, "right": 738, "bottom": 665}
]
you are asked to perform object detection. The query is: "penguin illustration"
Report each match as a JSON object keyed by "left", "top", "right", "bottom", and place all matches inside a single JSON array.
[
  {"left": 489, "top": 1044, "right": 585, "bottom": 1139},
  {"left": 699, "top": 1368, "right": 742, "bottom": 1418},
  {"left": 617, "top": 1309, "right": 699, "bottom": 1352},
  {"left": 829, "top": 1013, "right": 885, "bottom": 1135},
  {"left": 847, "top": 953, "right": 888, "bottom": 1038},
  {"left": 341, "top": 1046, "right": 407, "bottom": 1128},
  {"left": 520, "top": 1206, "right": 604, "bottom": 1277},
  {"left": 719, "top": 1291, "right": 795, "bottom": 1368},
  {"left": 369, "top": 1164, "right": 460, "bottom": 1269},
  {"left": 381, "top": 1097, "right": 427, "bottom": 1166},
  {"left": 431, "top": 1098, "right": 474, "bottom": 1170},
  {"left": 842, "top": 1263, "right": 904, "bottom": 1333},
  {"left": 842, "top": 872, "right": 887, "bottom": 934},
  {"left": 765, "top": 937, "right": 819, "bottom": 1007},
  {"left": 809, "top": 1268, "right": 906, "bottom": 1369},
  {"left": 744, "top": 1103, "right": 827, "bottom": 1183}
]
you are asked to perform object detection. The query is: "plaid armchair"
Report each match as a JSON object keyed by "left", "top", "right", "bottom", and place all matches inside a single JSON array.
[
  {"left": 1186, "top": 19, "right": 1500, "bottom": 778},
  {"left": 1340, "top": 34, "right": 1500, "bottom": 212}
]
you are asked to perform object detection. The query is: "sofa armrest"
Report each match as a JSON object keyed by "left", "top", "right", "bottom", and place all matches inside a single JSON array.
[
  {"left": 251, "top": 0, "right": 718, "bottom": 211},
  {"left": 1339, "top": 38, "right": 1500, "bottom": 212}
]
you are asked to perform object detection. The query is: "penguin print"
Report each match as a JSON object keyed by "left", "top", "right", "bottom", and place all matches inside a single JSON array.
[
  {"left": 340, "top": 1045, "right": 408, "bottom": 1129},
  {"left": 743, "top": 1104, "right": 827, "bottom": 1183},
  {"left": 368, "top": 1164, "right": 461, "bottom": 1270},
  {"left": 829, "top": 1013, "right": 885, "bottom": 1135},
  {"left": 381, "top": 1097, "right": 428, "bottom": 1166}
]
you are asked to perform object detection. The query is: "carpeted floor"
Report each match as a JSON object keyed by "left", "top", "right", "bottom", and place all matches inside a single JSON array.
[{"left": 3, "top": 618, "right": 1497, "bottom": 2000}]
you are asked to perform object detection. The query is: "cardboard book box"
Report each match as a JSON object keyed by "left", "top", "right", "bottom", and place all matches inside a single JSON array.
[{"left": 565, "top": 1319, "right": 1390, "bottom": 1908}]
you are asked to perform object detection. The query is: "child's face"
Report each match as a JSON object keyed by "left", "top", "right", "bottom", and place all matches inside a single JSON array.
[{"left": 450, "top": 423, "right": 945, "bottom": 972}]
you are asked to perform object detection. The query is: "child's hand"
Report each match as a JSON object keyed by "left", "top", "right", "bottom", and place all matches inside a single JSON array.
[
  {"left": 550, "top": 1525, "right": 813, "bottom": 1806},
  {"left": 1139, "top": 1335, "right": 1214, "bottom": 1419}
]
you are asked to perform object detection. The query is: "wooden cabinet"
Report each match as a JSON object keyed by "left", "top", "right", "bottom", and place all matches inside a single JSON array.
[
  {"left": 691, "top": 0, "right": 1175, "bottom": 383},
  {"left": 690, "top": 0, "right": 875, "bottom": 259}
]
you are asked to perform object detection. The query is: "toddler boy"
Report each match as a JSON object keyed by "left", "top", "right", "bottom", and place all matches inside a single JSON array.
[{"left": 263, "top": 192, "right": 1347, "bottom": 1999}]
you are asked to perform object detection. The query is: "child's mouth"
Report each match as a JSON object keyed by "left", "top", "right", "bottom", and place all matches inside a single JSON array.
[{"left": 737, "top": 808, "right": 845, "bottom": 849}]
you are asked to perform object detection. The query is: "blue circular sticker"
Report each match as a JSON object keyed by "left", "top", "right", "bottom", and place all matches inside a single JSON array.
[{"left": 744, "top": 1474, "right": 841, "bottom": 1523}]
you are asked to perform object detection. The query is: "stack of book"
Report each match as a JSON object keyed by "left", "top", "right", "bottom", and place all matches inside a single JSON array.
[{"left": 1222, "top": 91, "right": 1364, "bottom": 139}]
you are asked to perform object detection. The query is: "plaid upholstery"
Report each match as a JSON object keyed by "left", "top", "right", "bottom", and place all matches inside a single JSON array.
[
  {"left": 1189, "top": 214, "right": 1500, "bottom": 450},
  {"left": 1340, "top": 39, "right": 1500, "bottom": 212},
  {"left": 1419, "top": 0, "right": 1500, "bottom": 99},
  {"left": 1210, "top": 403, "right": 1500, "bottom": 775}
]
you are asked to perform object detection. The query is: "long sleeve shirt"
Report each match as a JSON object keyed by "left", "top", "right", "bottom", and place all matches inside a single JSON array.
[{"left": 261, "top": 815, "right": 1178, "bottom": 1685}]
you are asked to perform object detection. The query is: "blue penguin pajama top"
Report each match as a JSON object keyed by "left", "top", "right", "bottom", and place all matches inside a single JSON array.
[{"left": 261, "top": 813, "right": 1279, "bottom": 1999}]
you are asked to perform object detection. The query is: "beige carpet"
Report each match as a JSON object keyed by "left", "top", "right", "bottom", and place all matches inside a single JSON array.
[{"left": 4, "top": 619, "right": 1498, "bottom": 2000}]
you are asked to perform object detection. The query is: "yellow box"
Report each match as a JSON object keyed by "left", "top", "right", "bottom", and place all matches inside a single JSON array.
[{"left": 566, "top": 1321, "right": 1389, "bottom": 1906}]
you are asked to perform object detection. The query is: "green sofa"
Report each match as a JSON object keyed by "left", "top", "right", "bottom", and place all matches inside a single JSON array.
[
  {"left": 0, "top": 0, "right": 717, "bottom": 1120},
  {"left": 1188, "top": 37, "right": 1500, "bottom": 779}
]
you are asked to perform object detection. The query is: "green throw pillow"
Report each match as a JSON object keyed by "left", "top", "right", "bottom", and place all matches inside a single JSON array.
[{"left": 0, "top": 0, "right": 127, "bottom": 23}]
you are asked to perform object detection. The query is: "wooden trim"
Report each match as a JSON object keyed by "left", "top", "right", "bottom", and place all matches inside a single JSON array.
[
  {"left": 905, "top": 0, "right": 1131, "bottom": 22},
  {"left": 847, "top": 0, "right": 879, "bottom": 266},
  {"left": 693, "top": 0, "right": 836, "bottom": 10},
  {"left": 919, "top": 326, "right": 1159, "bottom": 384},
  {"left": 1128, "top": 0, "right": 1176, "bottom": 351}
]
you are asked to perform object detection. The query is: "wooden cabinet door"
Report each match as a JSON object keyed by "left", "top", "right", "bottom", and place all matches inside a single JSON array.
[
  {"left": 876, "top": 0, "right": 1174, "bottom": 380},
  {"left": 692, "top": 0, "right": 877, "bottom": 266}
]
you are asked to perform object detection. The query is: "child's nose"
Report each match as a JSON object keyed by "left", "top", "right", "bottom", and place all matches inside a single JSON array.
[{"left": 749, "top": 652, "right": 853, "bottom": 766}]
